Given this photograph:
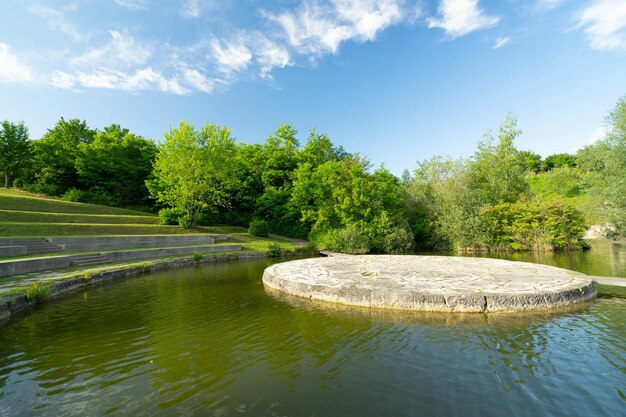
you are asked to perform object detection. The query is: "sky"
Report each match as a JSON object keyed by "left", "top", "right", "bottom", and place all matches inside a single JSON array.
[{"left": 0, "top": 0, "right": 625, "bottom": 175}]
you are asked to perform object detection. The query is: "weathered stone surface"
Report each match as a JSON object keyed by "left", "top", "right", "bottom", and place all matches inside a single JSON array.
[{"left": 262, "top": 255, "right": 597, "bottom": 313}]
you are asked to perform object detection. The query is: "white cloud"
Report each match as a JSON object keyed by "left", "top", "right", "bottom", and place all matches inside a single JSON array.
[
  {"left": 27, "top": 2, "right": 84, "bottom": 41},
  {"left": 493, "top": 36, "right": 511, "bottom": 49},
  {"left": 180, "top": 67, "right": 216, "bottom": 93},
  {"left": 427, "top": 0, "right": 499, "bottom": 38},
  {"left": 534, "top": 0, "right": 564, "bottom": 12},
  {"left": 182, "top": 0, "right": 201, "bottom": 17},
  {"left": 70, "top": 31, "right": 151, "bottom": 69},
  {"left": 578, "top": 0, "right": 626, "bottom": 50},
  {"left": 114, "top": 0, "right": 149, "bottom": 11},
  {"left": 267, "top": 0, "right": 404, "bottom": 55},
  {"left": 210, "top": 38, "right": 253, "bottom": 74},
  {"left": 53, "top": 68, "right": 189, "bottom": 95},
  {"left": 255, "top": 38, "right": 292, "bottom": 78},
  {"left": 0, "top": 44, "right": 34, "bottom": 83},
  {"left": 50, "top": 71, "right": 76, "bottom": 89}
]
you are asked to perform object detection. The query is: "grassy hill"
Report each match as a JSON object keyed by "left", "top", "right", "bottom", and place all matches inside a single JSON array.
[
  {"left": 0, "top": 188, "right": 303, "bottom": 254},
  {"left": 0, "top": 189, "right": 233, "bottom": 237}
]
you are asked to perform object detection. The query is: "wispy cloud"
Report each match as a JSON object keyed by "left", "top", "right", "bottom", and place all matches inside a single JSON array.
[
  {"left": 182, "top": 0, "right": 201, "bottom": 18},
  {"left": 27, "top": 2, "right": 84, "bottom": 41},
  {"left": 52, "top": 68, "right": 189, "bottom": 95},
  {"left": 267, "top": 0, "right": 404, "bottom": 55},
  {"left": 0, "top": 43, "right": 34, "bottom": 83},
  {"left": 493, "top": 36, "right": 511, "bottom": 49},
  {"left": 255, "top": 37, "right": 292, "bottom": 78},
  {"left": 534, "top": 0, "right": 564, "bottom": 13},
  {"left": 70, "top": 31, "right": 152, "bottom": 69},
  {"left": 427, "top": 0, "right": 499, "bottom": 38},
  {"left": 114, "top": 0, "right": 149, "bottom": 11},
  {"left": 210, "top": 38, "right": 253, "bottom": 75},
  {"left": 578, "top": 0, "right": 626, "bottom": 50}
]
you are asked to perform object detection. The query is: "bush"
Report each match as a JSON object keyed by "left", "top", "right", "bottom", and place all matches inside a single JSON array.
[
  {"left": 25, "top": 282, "right": 50, "bottom": 302},
  {"left": 319, "top": 224, "right": 371, "bottom": 254},
  {"left": 248, "top": 220, "right": 270, "bottom": 237},
  {"left": 267, "top": 242, "right": 283, "bottom": 257},
  {"left": 483, "top": 199, "right": 586, "bottom": 251},
  {"left": 178, "top": 214, "right": 192, "bottom": 229},
  {"left": 61, "top": 187, "right": 86, "bottom": 202},
  {"left": 383, "top": 227, "right": 415, "bottom": 254},
  {"left": 193, "top": 253, "right": 204, "bottom": 262},
  {"left": 158, "top": 208, "right": 179, "bottom": 225}
]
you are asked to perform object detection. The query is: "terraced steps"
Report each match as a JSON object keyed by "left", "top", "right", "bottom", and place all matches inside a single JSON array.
[
  {"left": 71, "top": 254, "right": 109, "bottom": 266},
  {"left": 0, "top": 238, "right": 63, "bottom": 256}
]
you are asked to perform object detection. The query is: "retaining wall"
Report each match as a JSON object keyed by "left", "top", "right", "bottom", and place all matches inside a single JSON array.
[{"left": 0, "top": 244, "right": 242, "bottom": 277}]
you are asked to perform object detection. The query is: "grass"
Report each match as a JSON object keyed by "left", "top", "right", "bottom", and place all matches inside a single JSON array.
[
  {"left": 0, "top": 222, "right": 203, "bottom": 236},
  {"left": 0, "top": 209, "right": 158, "bottom": 224},
  {"left": 0, "top": 188, "right": 151, "bottom": 215}
]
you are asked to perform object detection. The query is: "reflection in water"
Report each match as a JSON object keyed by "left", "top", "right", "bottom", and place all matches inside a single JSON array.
[
  {"left": 0, "top": 259, "right": 624, "bottom": 417},
  {"left": 455, "top": 239, "right": 626, "bottom": 278}
]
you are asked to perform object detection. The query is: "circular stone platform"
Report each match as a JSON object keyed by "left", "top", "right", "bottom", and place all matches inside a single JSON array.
[{"left": 262, "top": 255, "right": 597, "bottom": 313}]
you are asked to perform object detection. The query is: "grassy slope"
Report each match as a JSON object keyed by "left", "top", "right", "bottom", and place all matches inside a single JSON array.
[
  {"left": 0, "top": 189, "right": 150, "bottom": 215},
  {"left": 0, "top": 188, "right": 301, "bottom": 250}
]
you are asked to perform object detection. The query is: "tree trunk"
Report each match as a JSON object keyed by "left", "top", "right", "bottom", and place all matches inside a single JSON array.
[{"left": 4, "top": 174, "right": 8, "bottom": 188}]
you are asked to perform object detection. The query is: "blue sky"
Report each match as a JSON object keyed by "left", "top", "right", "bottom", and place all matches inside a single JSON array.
[{"left": 1, "top": 0, "right": 625, "bottom": 175}]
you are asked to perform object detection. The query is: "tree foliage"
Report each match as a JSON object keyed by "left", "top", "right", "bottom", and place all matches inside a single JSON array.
[
  {"left": 32, "top": 118, "right": 95, "bottom": 195},
  {"left": 75, "top": 124, "right": 156, "bottom": 206},
  {"left": 577, "top": 96, "right": 626, "bottom": 236},
  {"left": 0, "top": 120, "right": 31, "bottom": 188},
  {"left": 148, "top": 121, "right": 240, "bottom": 227}
]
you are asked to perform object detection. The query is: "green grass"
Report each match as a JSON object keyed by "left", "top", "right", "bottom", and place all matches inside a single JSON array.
[
  {"left": 0, "top": 209, "right": 158, "bottom": 224},
  {"left": 0, "top": 188, "right": 151, "bottom": 215},
  {"left": 0, "top": 222, "right": 246, "bottom": 237}
]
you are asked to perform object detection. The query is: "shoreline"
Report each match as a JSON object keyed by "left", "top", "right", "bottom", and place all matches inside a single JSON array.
[{"left": 0, "top": 251, "right": 269, "bottom": 322}]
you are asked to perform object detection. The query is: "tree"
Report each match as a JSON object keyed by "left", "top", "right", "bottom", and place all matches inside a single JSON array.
[
  {"left": 577, "top": 95, "right": 626, "bottom": 236},
  {"left": 33, "top": 118, "right": 95, "bottom": 195},
  {"left": 148, "top": 121, "right": 240, "bottom": 227},
  {"left": 518, "top": 150, "right": 542, "bottom": 173},
  {"left": 540, "top": 153, "right": 577, "bottom": 172},
  {"left": 406, "top": 156, "right": 488, "bottom": 250},
  {"left": 470, "top": 115, "right": 528, "bottom": 205},
  {"left": 75, "top": 124, "right": 157, "bottom": 206},
  {"left": 0, "top": 121, "right": 31, "bottom": 188}
]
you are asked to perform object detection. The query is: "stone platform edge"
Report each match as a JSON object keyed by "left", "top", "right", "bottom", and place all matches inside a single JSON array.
[
  {"left": 262, "top": 269, "right": 597, "bottom": 313},
  {"left": 0, "top": 251, "right": 268, "bottom": 322}
]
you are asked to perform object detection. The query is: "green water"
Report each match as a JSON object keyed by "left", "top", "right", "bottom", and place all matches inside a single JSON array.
[
  {"left": 459, "top": 239, "right": 626, "bottom": 278},
  {"left": 0, "top": 245, "right": 625, "bottom": 416}
]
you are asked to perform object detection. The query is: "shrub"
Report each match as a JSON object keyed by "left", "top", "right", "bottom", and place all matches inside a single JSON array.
[
  {"left": 178, "top": 214, "right": 192, "bottom": 229},
  {"left": 193, "top": 253, "right": 204, "bottom": 262},
  {"left": 158, "top": 208, "right": 179, "bottom": 225},
  {"left": 61, "top": 187, "right": 85, "bottom": 202},
  {"left": 319, "top": 224, "right": 371, "bottom": 254},
  {"left": 248, "top": 220, "right": 270, "bottom": 237},
  {"left": 25, "top": 282, "right": 50, "bottom": 302},
  {"left": 383, "top": 227, "right": 415, "bottom": 254},
  {"left": 267, "top": 242, "right": 283, "bottom": 257},
  {"left": 483, "top": 199, "right": 586, "bottom": 251}
]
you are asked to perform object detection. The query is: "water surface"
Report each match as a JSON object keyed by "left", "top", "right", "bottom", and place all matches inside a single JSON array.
[{"left": 0, "top": 258, "right": 623, "bottom": 417}]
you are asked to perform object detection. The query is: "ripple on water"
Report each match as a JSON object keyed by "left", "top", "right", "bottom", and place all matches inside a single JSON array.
[{"left": 0, "top": 261, "right": 624, "bottom": 417}]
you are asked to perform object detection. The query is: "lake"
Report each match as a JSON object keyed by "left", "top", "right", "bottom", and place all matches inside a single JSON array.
[{"left": 0, "top": 241, "right": 624, "bottom": 416}]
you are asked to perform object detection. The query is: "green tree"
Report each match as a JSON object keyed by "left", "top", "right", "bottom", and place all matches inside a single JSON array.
[
  {"left": 577, "top": 95, "right": 626, "bottom": 235},
  {"left": 0, "top": 120, "right": 31, "bottom": 188},
  {"left": 406, "top": 156, "right": 488, "bottom": 250},
  {"left": 540, "top": 153, "right": 577, "bottom": 172},
  {"left": 75, "top": 124, "right": 157, "bottom": 206},
  {"left": 470, "top": 115, "right": 528, "bottom": 205},
  {"left": 148, "top": 121, "right": 240, "bottom": 228},
  {"left": 33, "top": 118, "right": 95, "bottom": 195},
  {"left": 518, "top": 150, "right": 542, "bottom": 173}
]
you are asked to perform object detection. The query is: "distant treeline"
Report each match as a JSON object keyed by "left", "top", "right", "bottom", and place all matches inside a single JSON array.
[{"left": 1, "top": 96, "right": 624, "bottom": 253}]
